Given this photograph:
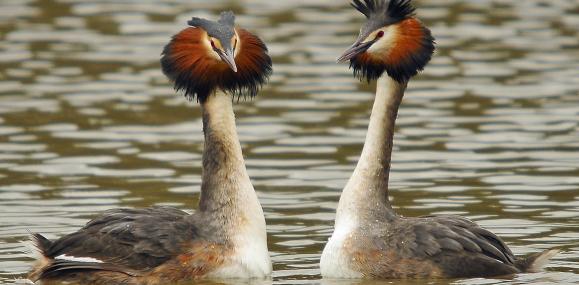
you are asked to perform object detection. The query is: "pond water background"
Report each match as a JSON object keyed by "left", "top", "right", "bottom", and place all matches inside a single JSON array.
[{"left": 0, "top": 0, "right": 578, "bottom": 284}]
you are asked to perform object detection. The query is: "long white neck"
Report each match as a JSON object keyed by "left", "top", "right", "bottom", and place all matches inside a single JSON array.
[
  {"left": 197, "top": 91, "right": 271, "bottom": 277},
  {"left": 335, "top": 76, "right": 407, "bottom": 227},
  {"left": 198, "top": 91, "right": 264, "bottom": 230}
]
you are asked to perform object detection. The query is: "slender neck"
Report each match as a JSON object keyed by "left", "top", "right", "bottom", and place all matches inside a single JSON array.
[
  {"left": 198, "top": 92, "right": 256, "bottom": 216},
  {"left": 336, "top": 76, "right": 407, "bottom": 225}
]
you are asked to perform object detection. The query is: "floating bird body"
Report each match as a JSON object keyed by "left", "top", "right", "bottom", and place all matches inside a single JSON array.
[
  {"left": 28, "top": 11, "right": 272, "bottom": 285},
  {"left": 321, "top": 0, "right": 558, "bottom": 279}
]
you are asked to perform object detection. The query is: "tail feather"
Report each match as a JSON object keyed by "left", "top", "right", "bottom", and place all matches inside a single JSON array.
[
  {"left": 28, "top": 233, "right": 54, "bottom": 281},
  {"left": 31, "top": 233, "right": 52, "bottom": 256},
  {"left": 515, "top": 249, "right": 560, "bottom": 273}
]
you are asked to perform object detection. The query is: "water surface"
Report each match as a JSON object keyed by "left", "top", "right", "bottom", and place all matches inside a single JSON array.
[{"left": 0, "top": 0, "right": 578, "bottom": 284}]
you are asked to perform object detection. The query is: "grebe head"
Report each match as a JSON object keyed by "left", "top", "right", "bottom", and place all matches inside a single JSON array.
[
  {"left": 338, "top": 0, "right": 435, "bottom": 83},
  {"left": 161, "top": 11, "right": 272, "bottom": 102}
]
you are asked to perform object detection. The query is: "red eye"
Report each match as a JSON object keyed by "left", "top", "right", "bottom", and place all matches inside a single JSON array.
[
  {"left": 376, "top": 31, "right": 384, "bottom": 38},
  {"left": 210, "top": 40, "right": 216, "bottom": 49}
]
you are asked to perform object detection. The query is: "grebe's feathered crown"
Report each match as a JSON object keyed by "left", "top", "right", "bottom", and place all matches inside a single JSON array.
[
  {"left": 187, "top": 11, "right": 236, "bottom": 52},
  {"left": 161, "top": 11, "right": 272, "bottom": 102}
]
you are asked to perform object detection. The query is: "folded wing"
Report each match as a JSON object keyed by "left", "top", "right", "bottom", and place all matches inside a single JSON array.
[{"left": 32, "top": 206, "right": 197, "bottom": 280}]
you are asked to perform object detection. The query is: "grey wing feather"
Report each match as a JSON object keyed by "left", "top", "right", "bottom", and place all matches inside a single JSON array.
[{"left": 411, "top": 215, "right": 516, "bottom": 265}]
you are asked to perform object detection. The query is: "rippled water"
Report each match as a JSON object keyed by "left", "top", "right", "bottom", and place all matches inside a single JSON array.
[{"left": 0, "top": 0, "right": 578, "bottom": 284}]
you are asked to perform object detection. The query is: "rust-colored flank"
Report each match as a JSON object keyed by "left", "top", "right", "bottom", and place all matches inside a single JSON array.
[
  {"left": 143, "top": 242, "right": 229, "bottom": 283},
  {"left": 345, "top": 236, "right": 444, "bottom": 279}
]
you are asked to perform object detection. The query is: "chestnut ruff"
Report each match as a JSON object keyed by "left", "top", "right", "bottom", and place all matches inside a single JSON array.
[
  {"left": 349, "top": 0, "right": 435, "bottom": 83},
  {"left": 161, "top": 27, "right": 272, "bottom": 102}
]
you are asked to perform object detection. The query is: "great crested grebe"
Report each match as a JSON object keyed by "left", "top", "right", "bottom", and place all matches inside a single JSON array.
[
  {"left": 321, "top": 0, "right": 559, "bottom": 279},
  {"left": 28, "top": 11, "right": 273, "bottom": 284}
]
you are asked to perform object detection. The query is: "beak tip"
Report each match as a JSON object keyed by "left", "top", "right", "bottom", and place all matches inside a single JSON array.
[
  {"left": 217, "top": 49, "right": 238, "bottom": 73},
  {"left": 337, "top": 41, "right": 371, "bottom": 64},
  {"left": 336, "top": 56, "right": 350, "bottom": 64}
]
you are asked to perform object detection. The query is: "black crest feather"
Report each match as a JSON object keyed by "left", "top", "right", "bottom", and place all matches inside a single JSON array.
[
  {"left": 352, "top": 0, "right": 415, "bottom": 21},
  {"left": 218, "top": 11, "right": 236, "bottom": 26},
  {"left": 351, "top": 0, "right": 376, "bottom": 18},
  {"left": 387, "top": 0, "right": 415, "bottom": 21}
]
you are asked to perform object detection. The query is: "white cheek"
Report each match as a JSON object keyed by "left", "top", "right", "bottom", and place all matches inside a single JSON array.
[
  {"left": 202, "top": 37, "right": 221, "bottom": 60},
  {"left": 367, "top": 26, "right": 398, "bottom": 55},
  {"left": 234, "top": 31, "right": 241, "bottom": 58}
]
